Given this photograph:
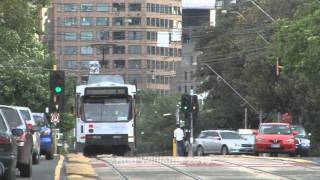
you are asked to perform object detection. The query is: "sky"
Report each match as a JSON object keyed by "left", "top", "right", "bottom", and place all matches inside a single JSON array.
[{"left": 182, "top": 0, "right": 216, "bottom": 9}]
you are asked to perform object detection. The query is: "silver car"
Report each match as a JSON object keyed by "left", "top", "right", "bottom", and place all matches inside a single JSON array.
[{"left": 193, "top": 130, "right": 253, "bottom": 156}]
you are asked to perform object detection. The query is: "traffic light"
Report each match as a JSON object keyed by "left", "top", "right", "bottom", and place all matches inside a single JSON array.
[
  {"left": 192, "top": 95, "right": 199, "bottom": 128},
  {"left": 50, "top": 70, "right": 65, "bottom": 112},
  {"left": 180, "top": 94, "right": 191, "bottom": 112},
  {"left": 276, "top": 58, "right": 283, "bottom": 76}
]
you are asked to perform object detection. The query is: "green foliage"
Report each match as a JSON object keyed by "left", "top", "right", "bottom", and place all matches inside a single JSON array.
[
  {"left": 0, "top": 0, "right": 52, "bottom": 112},
  {"left": 136, "top": 90, "right": 181, "bottom": 154},
  {"left": 194, "top": 0, "right": 320, "bottom": 155}
]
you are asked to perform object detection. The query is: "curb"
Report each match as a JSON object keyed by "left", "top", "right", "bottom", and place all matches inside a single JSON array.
[{"left": 64, "top": 153, "right": 98, "bottom": 180}]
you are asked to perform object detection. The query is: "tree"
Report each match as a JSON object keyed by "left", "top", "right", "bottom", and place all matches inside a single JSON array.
[
  {"left": 136, "top": 90, "right": 181, "bottom": 154},
  {"left": 0, "top": 0, "right": 52, "bottom": 112},
  {"left": 194, "top": 0, "right": 306, "bottom": 130}
]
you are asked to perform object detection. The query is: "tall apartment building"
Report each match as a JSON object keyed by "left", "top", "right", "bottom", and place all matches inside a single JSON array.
[
  {"left": 48, "top": 0, "right": 182, "bottom": 95},
  {"left": 171, "top": 0, "right": 216, "bottom": 94}
]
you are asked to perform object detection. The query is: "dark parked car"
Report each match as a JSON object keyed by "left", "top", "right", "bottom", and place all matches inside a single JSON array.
[
  {"left": 0, "top": 110, "right": 24, "bottom": 180},
  {"left": 32, "top": 113, "right": 53, "bottom": 160},
  {"left": 291, "top": 125, "right": 311, "bottom": 156},
  {"left": 0, "top": 106, "right": 34, "bottom": 177}
]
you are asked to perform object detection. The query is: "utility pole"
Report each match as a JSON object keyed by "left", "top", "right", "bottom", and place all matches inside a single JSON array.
[
  {"left": 176, "top": 103, "right": 180, "bottom": 125},
  {"left": 244, "top": 107, "right": 248, "bottom": 129},
  {"left": 188, "top": 89, "right": 194, "bottom": 157}
]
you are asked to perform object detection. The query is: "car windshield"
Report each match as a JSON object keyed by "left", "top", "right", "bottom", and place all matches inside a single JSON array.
[
  {"left": 83, "top": 98, "right": 131, "bottom": 122},
  {"left": 259, "top": 125, "right": 292, "bottom": 135},
  {"left": 291, "top": 125, "right": 306, "bottom": 138},
  {"left": 220, "top": 132, "right": 242, "bottom": 139}
]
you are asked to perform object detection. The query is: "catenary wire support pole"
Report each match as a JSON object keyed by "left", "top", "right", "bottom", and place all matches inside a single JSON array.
[
  {"left": 188, "top": 89, "right": 194, "bottom": 157},
  {"left": 176, "top": 103, "right": 180, "bottom": 125}
]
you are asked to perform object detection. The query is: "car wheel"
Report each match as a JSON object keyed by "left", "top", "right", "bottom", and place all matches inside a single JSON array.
[
  {"left": 289, "top": 152, "right": 296, "bottom": 157},
  {"left": 196, "top": 146, "right": 204, "bottom": 156},
  {"left": 221, "top": 146, "right": 229, "bottom": 155},
  {"left": 20, "top": 154, "right": 32, "bottom": 177},
  {"left": 32, "top": 151, "right": 40, "bottom": 164}
]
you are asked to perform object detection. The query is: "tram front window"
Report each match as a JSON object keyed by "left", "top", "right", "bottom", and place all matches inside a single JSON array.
[{"left": 84, "top": 99, "right": 131, "bottom": 121}]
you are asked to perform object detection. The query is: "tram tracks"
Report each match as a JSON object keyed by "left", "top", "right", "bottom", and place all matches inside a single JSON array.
[{"left": 95, "top": 156, "right": 203, "bottom": 180}]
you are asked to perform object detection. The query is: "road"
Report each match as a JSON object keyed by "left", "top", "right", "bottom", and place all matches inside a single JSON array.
[
  {"left": 16, "top": 155, "right": 59, "bottom": 180},
  {"left": 87, "top": 155, "right": 320, "bottom": 180}
]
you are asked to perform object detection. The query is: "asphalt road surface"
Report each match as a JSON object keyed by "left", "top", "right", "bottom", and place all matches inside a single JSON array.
[{"left": 16, "top": 155, "right": 59, "bottom": 180}]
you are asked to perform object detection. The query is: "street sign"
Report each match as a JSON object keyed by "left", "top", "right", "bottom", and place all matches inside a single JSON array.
[{"left": 50, "top": 112, "right": 60, "bottom": 124}]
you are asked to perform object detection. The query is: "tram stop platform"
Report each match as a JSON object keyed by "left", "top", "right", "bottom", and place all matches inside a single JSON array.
[{"left": 63, "top": 153, "right": 97, "bottom": 180}]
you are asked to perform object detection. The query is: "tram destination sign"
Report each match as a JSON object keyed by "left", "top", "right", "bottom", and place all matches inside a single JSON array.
[{"left": 85, "top": 87, "right": 128, "bottom": 96}]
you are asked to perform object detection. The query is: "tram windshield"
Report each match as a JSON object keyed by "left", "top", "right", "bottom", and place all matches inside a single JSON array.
[{"left": 83, "top": 98, "right": 131, "bottom": 122}]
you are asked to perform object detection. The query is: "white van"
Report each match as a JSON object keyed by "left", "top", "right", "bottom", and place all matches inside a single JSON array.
[{"left": 13, "top": 106, "right": 41, "bottom": 164}]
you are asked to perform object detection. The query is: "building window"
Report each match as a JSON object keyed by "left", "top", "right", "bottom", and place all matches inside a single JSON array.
[
  {"left": 128, "top": 74, "right": 142, "bottom": 83},
  {"left": 112, "top": 3, "right": 125, "bottom": 12},
  {"left": 64, "top": 60, "right": 78, "bottom": 69},
  {"left": 79, "top": 61, "right": 90, "bottom": 69},
  {"left": 80, "top": 31, "right": 93, "bottom": 40},
  {"left": 56, "top": 4, "right": 62, "bottom": 12},
  {"left": 128, "top": 45, "right": 142, "bottom": 54},
  {"left": 190, "top": 71, "right": 194, "bottom": 80},
  {"left": 80, "top": 17, "right": 93, "bottom": 26},
  {"left": 184, "top": 72, "right": 188, "bottom": 81},
  {"left": 147, "top": 32, "right": 157, "bottom": 41},
  {"left": 113, "top": 45, "right": 125, "bottom": 54},
  {"left": 113, "top": 31, "right": 125, "bottom": 40},
  {"left": 64, "top": 17, "right": 77, "bottom": 26},
  {"left": 96, "top": 3, "right": 108, "bottom": 12},
  {"left": 96, "top": 48, "right": 109, "bottom": 55},
  {"left": 64, "top": 4, "right": 77, "bottom": 12},
  {"left": 128, "top": 60, "right": 142, "bottom": 69},
  {"left": 64, "top": 32, "right": 77, "bottom": 40},
  {"left": 128, "top": 3, "right": 141, "bottom": 11},
  {"left": 112, "top": 17, "right": 125, "bottom": 26},
  {"left": 64, "top": 46, "right": 77, "bottom": 55},
  {"left": 80, "top": 46, "right": 93, "bottom": 55},
  {"left": 96, "top": 17, "right": 109, "bottom": 26},
  {"left": 178, "top": 86, "right": 181, "bottom": 92},
  {"left": 127, "top": 17, "right": 141, "bottom": 25},
  {"left": 184, "top": 86, "right": 188, "bottom": 93},
  {"left": 128, "top": 31, "right": 143, "bottom": 40},
  {"left": 96, "top": 31, "right": 109, "bottom": 40},
  {"left": 80, "top": 4, "right": 93, "bottom": 12},
  {"left": 113, "top": 60, "right": 125, "bottom": 68}
]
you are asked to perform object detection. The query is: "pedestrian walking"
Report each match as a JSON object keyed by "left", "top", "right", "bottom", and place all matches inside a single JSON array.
[{"left": 174, "top": 125, "right": 184, "bottom": 156}]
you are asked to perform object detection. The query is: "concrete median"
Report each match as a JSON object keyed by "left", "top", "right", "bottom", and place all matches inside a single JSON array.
[{"left": 64, "top": 153, "right": 97, "bottom": 180}]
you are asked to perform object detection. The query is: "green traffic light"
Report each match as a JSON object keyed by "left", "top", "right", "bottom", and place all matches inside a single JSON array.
[{"left": 54, "top": 86, "right": 62, "bottom": 93}]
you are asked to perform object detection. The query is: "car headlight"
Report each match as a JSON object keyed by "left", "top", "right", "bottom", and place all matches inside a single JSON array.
[
  {"left": 256, "top": 138, "right": 265, "bottom": 143},
  {"left": 301, "top": 139, "right": 310, "bottom": 147},
  {"left": 284, "top": 138, "right": 294, "bottom": 143}
]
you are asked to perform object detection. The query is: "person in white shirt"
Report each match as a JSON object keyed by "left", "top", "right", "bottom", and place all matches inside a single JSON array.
[{"left": 174, "top": 125, "right": 185, "bottom": 156}]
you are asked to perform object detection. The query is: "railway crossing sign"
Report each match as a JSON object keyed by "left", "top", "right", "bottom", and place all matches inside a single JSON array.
[{"left": 50, "top": 112, "right": 60, "bottom": 124}]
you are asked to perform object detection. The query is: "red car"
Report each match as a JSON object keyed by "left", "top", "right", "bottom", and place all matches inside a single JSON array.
[{"left": 254, "top": 123, "right": 298, "bottom": 156}]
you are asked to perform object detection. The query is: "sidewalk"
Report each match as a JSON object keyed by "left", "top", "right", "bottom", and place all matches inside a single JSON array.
[{"left": 63, "top": 153, "right": 98, "bottom": 180}]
